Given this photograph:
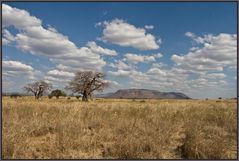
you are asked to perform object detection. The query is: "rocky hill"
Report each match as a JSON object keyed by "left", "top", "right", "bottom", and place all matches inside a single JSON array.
[{"left": 96, "top": 89, "right": 190, "bottom": 99}]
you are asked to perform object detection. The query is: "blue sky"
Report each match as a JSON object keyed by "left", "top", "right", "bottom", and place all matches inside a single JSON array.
[{"left": 2, "top": 2, "right": 237, "bottom": 99}]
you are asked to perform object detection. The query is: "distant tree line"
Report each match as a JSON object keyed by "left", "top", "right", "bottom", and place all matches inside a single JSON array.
[{"left": 10, "top": 93, "right": 22, "bottom": 98}]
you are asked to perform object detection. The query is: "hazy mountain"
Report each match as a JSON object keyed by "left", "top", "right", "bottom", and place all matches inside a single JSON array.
[{"left": 96, "top": 89, "right": 190, "bottom": 99}]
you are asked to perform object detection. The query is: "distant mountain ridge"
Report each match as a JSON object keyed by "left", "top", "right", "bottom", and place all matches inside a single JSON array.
[{"left": 96, "top": 89, "right": 191, "bottom": 99}]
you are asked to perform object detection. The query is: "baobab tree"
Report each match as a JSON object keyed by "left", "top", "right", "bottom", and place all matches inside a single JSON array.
[
  {"left": 66, "top": 71, "right": 109, "bottom": 102},
  {"left": 24, "top": 81, "right": 52, "bottom": 99}
]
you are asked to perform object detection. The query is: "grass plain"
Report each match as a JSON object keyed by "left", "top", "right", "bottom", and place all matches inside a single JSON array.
[{"left": 2, "top": 96, "right": 237, "bottom": 159}]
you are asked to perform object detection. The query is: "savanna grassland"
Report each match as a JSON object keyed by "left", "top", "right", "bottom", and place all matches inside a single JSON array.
[{"left": 2, "top": 96, "right": 237, "bottom": 159}]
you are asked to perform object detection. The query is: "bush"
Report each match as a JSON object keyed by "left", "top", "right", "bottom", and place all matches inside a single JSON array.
[
  {"left": 50, "top": 89, "right": 66, "bottom": 99},
  {"left": 76, "top": 96, "right": 81, "bottom": 99}
]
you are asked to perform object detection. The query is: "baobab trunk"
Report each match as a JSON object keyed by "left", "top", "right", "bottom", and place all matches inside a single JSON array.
[
  {"left": 34, "top": 93, "right": 39, "bottom": 99},
  {"left": 82, "top": 90, "right": 89, "bottom": 102}
]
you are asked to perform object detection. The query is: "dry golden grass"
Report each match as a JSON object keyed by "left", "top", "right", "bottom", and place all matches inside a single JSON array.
[{"left": 2, "top": 96, "right": 237, "bottom": 159}]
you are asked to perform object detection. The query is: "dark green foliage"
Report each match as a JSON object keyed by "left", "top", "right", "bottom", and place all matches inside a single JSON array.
[{"left": 50, "top": 89, "right": 66, "bottom": 99}]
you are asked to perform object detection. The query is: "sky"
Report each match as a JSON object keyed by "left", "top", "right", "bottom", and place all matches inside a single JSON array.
[{"left": 2, "top": 2, "right": 237, "bottom": 99}]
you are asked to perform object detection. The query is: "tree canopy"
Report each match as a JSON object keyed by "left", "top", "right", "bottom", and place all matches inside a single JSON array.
[
  {"left": 66, "top": 71, "right": 109, "bottom": 101},
  {"left": 24, "top": 81, "right": 52, "bottom": 99},
  {"left": 49, "top": 89, "right": 66, "bottom": 99}
]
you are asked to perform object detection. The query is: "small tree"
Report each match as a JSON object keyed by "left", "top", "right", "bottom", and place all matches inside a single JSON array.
[
  {"left": 66, "top": 71, "right": 109, "bottom": 102},
  {"left": 24, "top": 81, "right": 52, "bottom": 99},
  {"left": 50, "top": 89, "right": 66, "bottom": 99}
]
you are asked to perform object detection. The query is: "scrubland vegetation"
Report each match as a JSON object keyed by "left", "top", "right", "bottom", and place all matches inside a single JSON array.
[{"left": 2, "top": 97, "right": 237, "bottom": 159}]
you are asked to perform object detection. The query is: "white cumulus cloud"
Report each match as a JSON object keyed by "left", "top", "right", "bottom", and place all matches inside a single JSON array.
[
  {"left": 2, "top": 4, "right": 106, "bottom": 72},
  {"left": 2, "top": 4, "right": 41, "bottom": 29},
  {"left": 145, "top": 25, "right": 154, "bottom": 30},
  {"left": 2, "top": 60, "right": 42, "bottom": 92},
  {"left": 99, "top": 19, "right": 160, "bottom": 50},
  {"left": 86, "top": 41, "right": 117, "bottom": 56},
  {"left": 2, "top": 29, "right": 15, "bottom": 45},
  {"left": 172, "top": 33, "right": 237, "bottom": 72},
  {"left": 124, "top": 53, "right": 162, "bottom": 64}
]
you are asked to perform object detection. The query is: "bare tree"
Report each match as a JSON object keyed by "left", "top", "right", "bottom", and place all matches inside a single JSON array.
[
  {"left": 24, "top": 81, "right": 52, "bottom": 99},
  {"left": 66, "top": 71, "right": 109, "bottom": 102}
]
